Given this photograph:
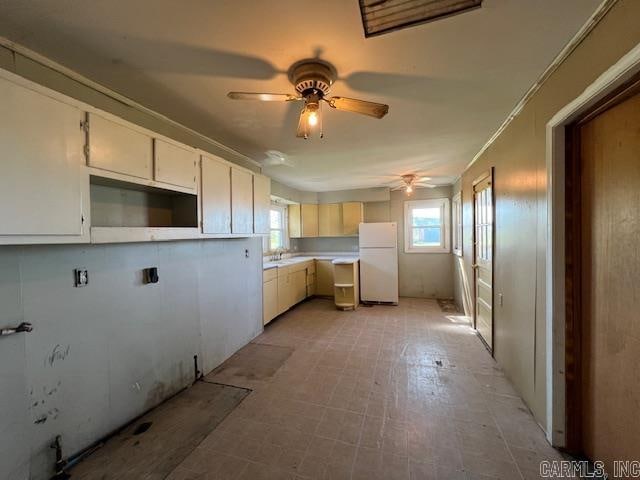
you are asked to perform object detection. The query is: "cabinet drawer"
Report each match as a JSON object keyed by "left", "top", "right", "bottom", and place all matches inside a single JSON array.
[
  {"left": 154, "top": 139, "right": 197, "bottom": 190},
  {"left": 263, "top": 267, "right": 278, "bottom": 282},
  {"left": 88, "top": 113, "right": 153, "bottom": 180}
]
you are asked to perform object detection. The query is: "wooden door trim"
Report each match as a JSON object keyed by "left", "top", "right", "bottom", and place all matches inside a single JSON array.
[
  {"left": 472, "top": 167, "right": 495, "bottom": 355},
  {"left": 563, "top": 72, "right": 640, "bottom": 454}
]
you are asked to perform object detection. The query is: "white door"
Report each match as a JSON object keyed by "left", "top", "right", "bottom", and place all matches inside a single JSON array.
[
  {"left": 0, "top": 75, "right": 85, "bottom": 237},
  {"left": 473, "top": 172, "right": 494, "bottom": 350},
  {"left": 360, "top": 248, "right": 398, "bottom": 303},
  {"left": 359, "top": 222, "right": 397, "bottom": 248},
  {"left": 0, "top": 256, "right": 30, "bottom": 479}
]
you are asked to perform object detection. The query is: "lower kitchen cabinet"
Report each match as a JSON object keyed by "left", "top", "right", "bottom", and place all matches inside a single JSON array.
[
  {"left": 264, "top": 260, "right": 316, "bottom": 323},
  {"left": 263, "top": 277, "right": 278, "bottom": 325},
  {"left": 315, "top": 260, "right": 335, "bottom": 296}
]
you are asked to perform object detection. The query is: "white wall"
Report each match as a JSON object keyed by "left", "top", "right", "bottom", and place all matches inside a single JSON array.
[{"left": 0, "top": 239, "right": 262, "bottom": 480}]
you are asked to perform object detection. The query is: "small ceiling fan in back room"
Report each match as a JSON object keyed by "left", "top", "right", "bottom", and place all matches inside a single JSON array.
[{"left": 227, "top": 59, "right": 389, "bottom": 139}]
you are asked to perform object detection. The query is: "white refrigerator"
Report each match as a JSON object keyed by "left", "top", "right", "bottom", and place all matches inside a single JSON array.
[{"left": 359, "top": 222, "right": 399, "bottom": 304}]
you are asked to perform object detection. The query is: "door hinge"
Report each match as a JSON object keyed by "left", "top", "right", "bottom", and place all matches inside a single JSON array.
[
  {"left": 80, "top": 120, "right": 90, "bottom": 132},
  {"left": 83, "top": 144, "right": 90, "bottom": 159}
]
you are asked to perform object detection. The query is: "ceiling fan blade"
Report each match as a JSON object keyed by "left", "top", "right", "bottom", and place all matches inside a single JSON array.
[
  {"left": 227, "top": 92, "right": 301, "bottom": 102},
  {"left": 415, "top": 183, "right": 438, "bottom": 188},
  {"left": 390, "top": 185, "right": 405, "bottom": 191},
  {"left": 325, "top": 96, "right": 389, "bottom": 119}
]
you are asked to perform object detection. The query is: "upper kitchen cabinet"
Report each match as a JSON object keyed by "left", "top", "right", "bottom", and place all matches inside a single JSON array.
[
  {"left": 301, "top": 204, "right": 319, "bottom": 237},
  {"left": 201, "top": 154, "right": 231, "bottom": 234},
  {"left": 342, "top": 202, "right": 364, "bottom": 235},
  {"left": 289, "top": 204, "right": 301, "bottom": 238},
  {"left": 153, "top": 139, "right": 197, "bottom": 192},
  {"left": 0, "top": 73, "right": 87, "bottom": 244},
  {"left": 231, "top": 167, "right": 253, "bottom": 235},
  {"left": 289, "top": 203, "right": 319, "bottom": 238},
  {"left": 87, "top": 113, "right": 153, "bottom": 180},
  {"left": 319, "top": 203, "right": 342, "bottom": 237},
  {"left": 253, "top": 174, "right": 270, "bottom": 234}
]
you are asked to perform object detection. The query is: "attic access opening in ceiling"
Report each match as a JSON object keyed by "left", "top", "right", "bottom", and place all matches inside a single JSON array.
[{"left": 359, "top": 0, "right": 482, "bottom": 37}]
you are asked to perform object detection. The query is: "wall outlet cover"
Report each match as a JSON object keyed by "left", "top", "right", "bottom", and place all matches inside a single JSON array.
[
  {"left": 74, "top": 269, "right": 89, "bottom": 287},
  {"left": 144, "top": 267, "right": 159, "bottom": 284}
]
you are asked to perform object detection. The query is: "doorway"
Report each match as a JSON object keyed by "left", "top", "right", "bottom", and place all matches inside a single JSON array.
[
  {"left": 473, "top": 169, "right": 494, "bottom": 351},
  {"left": 564, "top": 75, "right": 640, "bottom": 473}
]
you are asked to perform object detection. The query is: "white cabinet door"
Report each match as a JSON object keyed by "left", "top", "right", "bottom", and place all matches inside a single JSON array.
[
  {"left": 154, "top": 139, "right": 197, "bottom": 190},
  {"left": 253, "top": 174, "right": 270, "bottom": 234},
  {"left": 88, "top": 113, "right": 153, "bottom": 179},
  {"left": 201, "top": 154, "right": 231, "bottom": 234},
  {"left": 0, "top": 76, "right": 84, "bottom": 237},
  {"left": 231, "top": 168, "right": 253, "bottom": 234}
]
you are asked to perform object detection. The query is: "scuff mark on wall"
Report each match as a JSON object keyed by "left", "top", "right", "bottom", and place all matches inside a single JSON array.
[{"left": 46, "top": 344, "right": 70, "bottom": 367}]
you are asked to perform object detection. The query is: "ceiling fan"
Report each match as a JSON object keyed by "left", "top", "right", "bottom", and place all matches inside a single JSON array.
[
  {"left": 227, "top": 59, "right": 389, "bottom": 139},
  {"left": 390, "top": 174, "right": 438, "bottom": 195}
]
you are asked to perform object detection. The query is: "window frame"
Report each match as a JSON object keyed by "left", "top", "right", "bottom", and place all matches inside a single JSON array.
[
  {"left": 266, "top": 203, "right": 288, "bottom": 253},
  {"left": 404, "top": 198, "right": 451, "bottom": 254},
  {"left": 452, "top": 192, "right": 463, "bottom": 256}
]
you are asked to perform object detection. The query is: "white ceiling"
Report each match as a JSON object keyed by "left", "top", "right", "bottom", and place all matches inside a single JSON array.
[{"left": 0, "top": 0, "right": 601, "bottom": 191}]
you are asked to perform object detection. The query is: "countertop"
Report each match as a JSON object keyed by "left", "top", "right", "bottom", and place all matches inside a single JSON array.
[{"left": 263, "top": 253, "right": 359, "bottom": 270}]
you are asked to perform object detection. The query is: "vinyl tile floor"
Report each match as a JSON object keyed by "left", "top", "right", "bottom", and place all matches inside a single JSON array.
[{"left": 168, "top": 297, "right": 566, "bottom": 480}]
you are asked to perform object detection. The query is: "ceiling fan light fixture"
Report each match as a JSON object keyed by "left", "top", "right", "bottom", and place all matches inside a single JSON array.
[{"left": 405, "top": 185, "right": 413, "bottom": 195}]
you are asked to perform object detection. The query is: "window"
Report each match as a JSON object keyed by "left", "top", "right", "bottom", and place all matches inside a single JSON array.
[
  {"left": 404, "top": 198, "right": 450, "bottom": 253},
  {"left": 452, "top": 192, "right": 462, "bottom": 256},
  {"left": 268, "top": 204, "right": 287, "bottom": 251}
]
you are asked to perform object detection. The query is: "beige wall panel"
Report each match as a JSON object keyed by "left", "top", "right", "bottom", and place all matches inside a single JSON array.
[{"left": 455, "top": 0, "right": 640, "bottom": 425}]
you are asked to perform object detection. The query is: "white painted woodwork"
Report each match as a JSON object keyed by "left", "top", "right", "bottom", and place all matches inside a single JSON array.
[
  {"left": 263, "top": 278, "right": 278, "bottom": 325},
  {"left": 0, "top": 76, "right": 85, "bottom": 238},
  {"left": 231, "top": 168, "right": 253, "bottom": 234},
  {"left": 201, "top": 154, "right": 231, "bottom": 234},
  {"left": 90, "top": 227, "right": 201, "bottom": 244},
  {"left": 473, "top": 173, "right": 493, "bottom": 349},
  {"left": 154, "top": 139, "right": 197, "bottom": 190},
  {"left": 253, "top": 174, "right": 271, "bottom": 234},
  {"left": 88, "top": 113, "right": 153, "bottom": 180}
]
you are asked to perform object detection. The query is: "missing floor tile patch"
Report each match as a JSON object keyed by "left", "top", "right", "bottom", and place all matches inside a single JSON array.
[
  {"left": 69, "top": 381, "right": 249, "bottom": 480},
  {"left": 437, "top": 298, "right": 459, "bottom": 313},
  {"left": 205, "top": 342, "right": 294, "bottom": 389}
]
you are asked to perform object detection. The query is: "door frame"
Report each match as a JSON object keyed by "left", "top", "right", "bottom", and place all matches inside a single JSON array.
[
  {"left": 545, "top": 43, "right": 640, "bottom": 448},
  {"left": 472, "top": 168, "right": 495, "bottom": 354}
]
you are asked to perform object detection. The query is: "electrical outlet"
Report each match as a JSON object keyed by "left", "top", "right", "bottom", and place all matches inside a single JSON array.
[
  {"left": 144, "top": 267, "right": 159, "bottom": 284},
  {"left": 74, "top": 269, "right": 89, "bottom": 287}
]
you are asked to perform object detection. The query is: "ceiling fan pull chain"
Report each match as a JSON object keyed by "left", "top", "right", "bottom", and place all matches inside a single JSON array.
[{"left": 320, "top": 99, "right": 324, "bottom": 139}]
